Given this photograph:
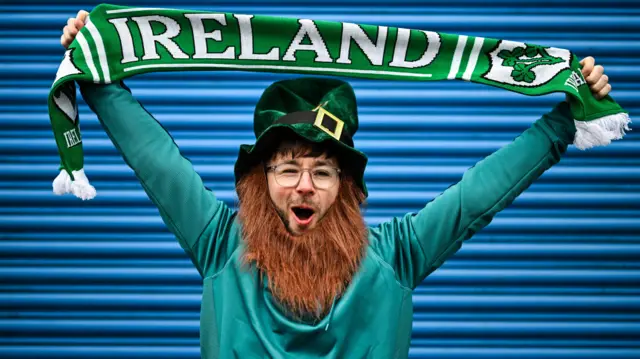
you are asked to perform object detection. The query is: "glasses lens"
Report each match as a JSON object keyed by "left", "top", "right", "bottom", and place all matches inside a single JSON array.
[
  {"left": 311, "top": 166, "right": 339, "bottom": 189},
  {"left": 274, "top": 164, "right": 302, "bottom": 187}
]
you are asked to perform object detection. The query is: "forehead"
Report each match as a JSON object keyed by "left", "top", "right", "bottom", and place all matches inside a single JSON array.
[{"left": 269, "top": 142, "right": 339, "bottom": 166}]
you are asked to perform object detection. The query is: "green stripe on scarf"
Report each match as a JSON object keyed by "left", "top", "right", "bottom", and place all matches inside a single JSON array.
[{"left": 49, "top": 3, "right": 631, "bottom": 200}]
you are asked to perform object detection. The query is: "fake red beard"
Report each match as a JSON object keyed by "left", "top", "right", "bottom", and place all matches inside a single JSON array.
[{"left": 236, "top": 165, "right": 368, "bottom": 321}]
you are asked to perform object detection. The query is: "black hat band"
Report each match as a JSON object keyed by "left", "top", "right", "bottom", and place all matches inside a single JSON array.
[{"left": 274, "top": 109, "right": 353, "bottom": 147}]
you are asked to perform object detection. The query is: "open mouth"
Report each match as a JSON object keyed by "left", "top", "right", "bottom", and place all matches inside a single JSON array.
[{"left": 291, "top": 206, "right": 315, "bottom": 225}]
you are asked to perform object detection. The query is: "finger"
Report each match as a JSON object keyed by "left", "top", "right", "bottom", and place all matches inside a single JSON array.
[
  {"left": 590, "top": 74, "right": 609, "bottom": 93},
  {"left": 62, "top": 34, "right": 72, "bottom": 48},
  {"left": 62, "top": 25, "right": 77, "bottom": 40},
  {"left": 67, "top": 17, "right": 75, "bottom": 29},
  {"left": 595, "top": 84, "right": 612, "bottom": 99},
  {"left": 77, "top": 10, "right": 89, "bottom": 24},
  {"left": 62, "top": 27, "right": 75, "bottom": 46},
  {"left": 580, "top": 56, "right": 594, "bottom": 77},
  {"left": 65, "top": 24, "right": 78, "bottom": 36},
  {"left": 74, "top": 17, "right": 85, "bottom": 30},
  {"left": 586, "top": 65, "right": 604, "bottom": 84}
]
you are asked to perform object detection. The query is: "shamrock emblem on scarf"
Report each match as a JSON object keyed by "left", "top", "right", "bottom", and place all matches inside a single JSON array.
[{"left": 497, "top": 45, "right": 564, "bottom": 83}]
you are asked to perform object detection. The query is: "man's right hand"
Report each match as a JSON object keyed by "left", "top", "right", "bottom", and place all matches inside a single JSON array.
[{"left": 61, "top": 10, "right": 89, "bottom": 49}]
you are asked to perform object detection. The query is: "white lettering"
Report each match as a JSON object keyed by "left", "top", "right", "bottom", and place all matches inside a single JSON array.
[
  {"left": 235, "top": 15, "right": 279, "bottom": 60},
  {"left": 283, "top": 20, "right": 332, "bottom": 63},
  {"left": 63, "top": 128, "right": 81, "bottom": 148},
  {"left": 389, "top": 29, "right": 441, "bottom": 69},
  {"left": 337, "top": 24, "right": 387, "bottom": 66},
  {"left": 132, "top": 15, "right": 189, "bottom": 60},
  {"left": 108, "top": 18, "right": 139, "bottom": 64},
  {"left": 184, "top": 13, "right": 235, "bottom": 60}
]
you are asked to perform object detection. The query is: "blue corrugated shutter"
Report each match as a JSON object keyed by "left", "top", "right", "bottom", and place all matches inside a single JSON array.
[{"left": 2, "top": 1, "right": 639, "bottom": 358}]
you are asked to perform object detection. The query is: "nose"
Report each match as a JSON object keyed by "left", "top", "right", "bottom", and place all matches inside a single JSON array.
[{"left": 296, "top": 171, "right": 316, "bottom": 195}]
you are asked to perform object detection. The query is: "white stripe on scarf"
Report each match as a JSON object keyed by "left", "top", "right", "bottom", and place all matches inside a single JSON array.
[
  {"left": 75, "top": 32, "right": 100, "bottom": 82},
  {"left": 462, "top": 37, "right": 485, "bottom": 81},
  {"left": 448, "top": 35, "right": 467, "bottom": 80},
  {"left": 85, "top": 18, "right": 112, "bottom": 83}
]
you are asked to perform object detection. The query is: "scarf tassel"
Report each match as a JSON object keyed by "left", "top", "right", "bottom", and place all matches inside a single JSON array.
[
  {"left": 52, "top": 168, "right": 96, "bottom": 200},
  {"left": 574, "top": 113, "right": 632, "bottom": 150}
]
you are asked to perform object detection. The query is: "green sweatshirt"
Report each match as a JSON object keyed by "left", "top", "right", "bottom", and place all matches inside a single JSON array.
[{"left": 80, "top": 82, "right": 576, "bottom": 359}]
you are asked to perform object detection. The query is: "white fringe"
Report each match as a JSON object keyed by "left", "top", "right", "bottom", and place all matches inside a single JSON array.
[
  {"left": 52, "top": 169, "right": 72, "bottom": 195},
  {"left": 574, "top": 113, "right": 631, "bottom": 150},
  {"left": 52, "top": 168, "right": 96, "bottom": 200},
  {"left": 70, "top": 168, "right": 97, "bottom": 200}
]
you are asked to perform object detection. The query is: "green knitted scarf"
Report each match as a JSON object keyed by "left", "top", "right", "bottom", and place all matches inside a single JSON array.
[{"left": 49, "top": 3, "right": 631, "bottom": 200}]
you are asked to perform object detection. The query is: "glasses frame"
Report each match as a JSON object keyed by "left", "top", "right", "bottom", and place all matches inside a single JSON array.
[{"left": 265, "top": 163, "right": 342, "bottom": 189}]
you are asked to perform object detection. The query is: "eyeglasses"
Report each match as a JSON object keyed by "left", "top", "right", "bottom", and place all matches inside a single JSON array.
[{"left": 266, "top": 163, "right": 341, "bottom": 189}]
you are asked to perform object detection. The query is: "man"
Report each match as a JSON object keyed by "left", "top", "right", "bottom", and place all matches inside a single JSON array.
[{"left": 62, "top": 9, "right": 612, "bottom": 359}]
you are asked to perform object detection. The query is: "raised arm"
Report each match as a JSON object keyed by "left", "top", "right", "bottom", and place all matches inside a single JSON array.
[
  {"left": 370, "top": 101, "right": 575, "bottom": 288},
  {"left": 80, "top": 82, "right": 235, "bottom": 276},
  {"left": 64, "top": 11, "right": 236, "bottom": 276},
  {"left": 370, "top": 57, "right": 611, "bottom": 289}
]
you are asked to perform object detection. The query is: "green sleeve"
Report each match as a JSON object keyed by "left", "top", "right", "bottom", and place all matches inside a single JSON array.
[
  {"left": 79, "top": 82, "right": 237, "bottom": 277},
  {"left": 369, "top": 102, "right": 576, "bottom": 289}
]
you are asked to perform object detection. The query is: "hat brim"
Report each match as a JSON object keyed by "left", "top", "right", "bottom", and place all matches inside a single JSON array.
[{"left": 234, "top": 123, "right": 368, "bottom": 197}]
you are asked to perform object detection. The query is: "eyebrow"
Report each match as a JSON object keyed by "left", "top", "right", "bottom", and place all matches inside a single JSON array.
[
  {"left": 314, "top": 159, "right": 334, "bottom": 166},
  {"left": 277, "top": 159, "right": 336, "bottom": 166}
]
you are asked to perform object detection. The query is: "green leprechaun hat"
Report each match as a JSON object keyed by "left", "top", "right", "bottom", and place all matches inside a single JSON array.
[{"left": 234, "top": 77, "right": 369, "bottom": 197}]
